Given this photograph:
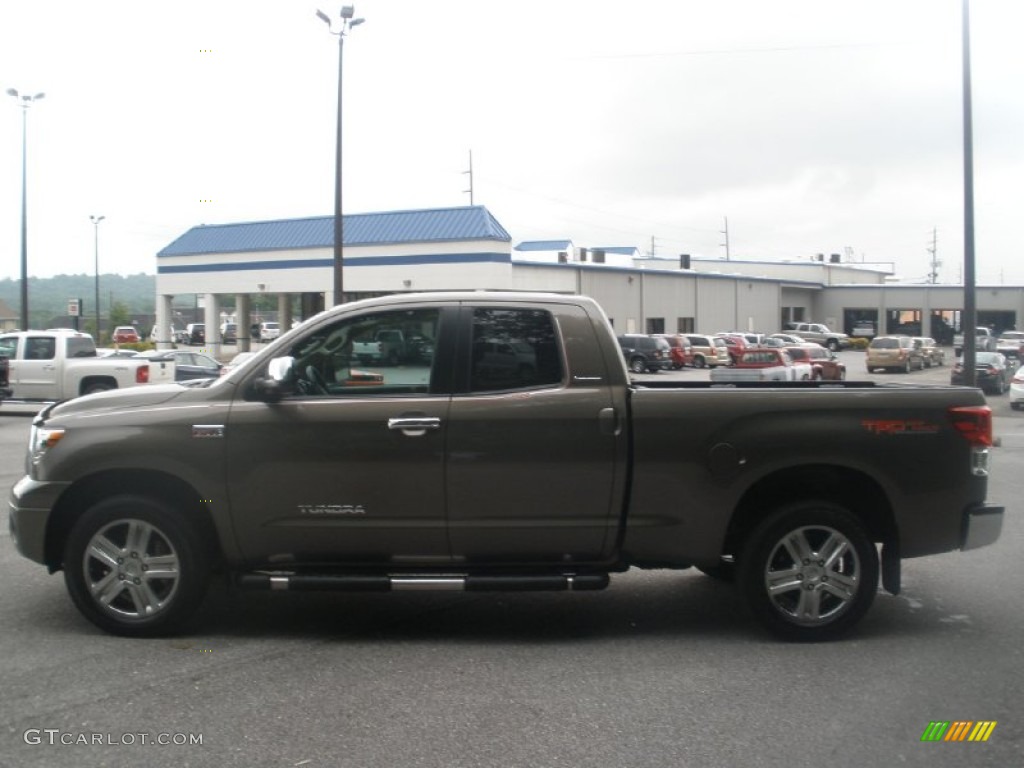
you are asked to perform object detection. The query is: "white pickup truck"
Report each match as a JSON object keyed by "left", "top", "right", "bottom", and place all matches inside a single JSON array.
[
  {"left": 709, "top": 348, "right": 813, "bottom": 382},
  {"left": 0, "top": 330, "right": 175, "bottom": 401},
  {"left": 786, "top": 322, "right": 851, "bottom": 351},
  {"left": 953, "top": 327, "right": 997, "bottom": 356}
]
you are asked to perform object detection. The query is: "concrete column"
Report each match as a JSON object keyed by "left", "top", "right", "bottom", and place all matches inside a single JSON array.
[
  {"left": 237, "top": 294, "right": 252, "bottom": 353},
  {"left": 155, "top": 295, "right": 174, "bottom": 349},
  {"left": 278, "top": 294, "right": 292, "bottom": 334},
  {"left": 204, "top": 293, "right": 221, "bottom": 359}
]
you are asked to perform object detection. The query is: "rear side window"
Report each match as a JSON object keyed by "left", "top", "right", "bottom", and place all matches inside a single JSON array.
[
  {"left": 66, "top": 337, "right": 98, "bottom": 358},
  {"left": 870, "top": 338, "right": 900, "bottom": 349},
  {"left": 470, "top": 308, "right": 563, "bottom": 392}
]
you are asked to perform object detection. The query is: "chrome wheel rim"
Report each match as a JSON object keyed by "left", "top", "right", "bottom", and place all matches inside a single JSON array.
[
  {"left": 763, "top": 525, "right": 861, "bottom": 626},
  {"left": 82, "top": 519, "right": 181, "bottom": 621}
]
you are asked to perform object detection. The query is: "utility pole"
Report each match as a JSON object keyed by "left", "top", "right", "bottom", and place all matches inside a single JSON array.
[
  {"left": 720, "top": 217, "right": 731, "bottom": 260},
  {"left": 463, "top": 149, "right": 474, "bottom": 205},
  {"left": 927, "top": 227, "right": 941, "bottom": 284},
  {"left": 649, "top": 236, "right": 656, "bottom": 258}
]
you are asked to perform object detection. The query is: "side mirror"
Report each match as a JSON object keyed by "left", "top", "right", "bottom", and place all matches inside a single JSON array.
[{"left": 247, "top": 356, "right": 295, "bottom": 403}]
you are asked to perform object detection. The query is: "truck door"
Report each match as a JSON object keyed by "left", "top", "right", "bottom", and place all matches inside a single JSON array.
[
  {"left": 12, "top": 335, "right": 60, "bottom": 401},
  {"left": 445, "top": 303, "right": 626, "bottom": 564},
  {"left": 224, "top": 305, "right": 455, "bottom": 566}
]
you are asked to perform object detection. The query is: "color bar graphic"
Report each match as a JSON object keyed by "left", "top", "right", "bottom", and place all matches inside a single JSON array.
[{"left": 921, "top": 721, "right": 996, "bottom": 742}]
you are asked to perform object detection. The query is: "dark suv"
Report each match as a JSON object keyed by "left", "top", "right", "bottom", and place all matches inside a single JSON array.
[{"left": 617, "top": 334, "right": 673, "bottom": 373}]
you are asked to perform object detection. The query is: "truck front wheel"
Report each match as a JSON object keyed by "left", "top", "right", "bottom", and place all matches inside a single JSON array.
[
  {"left": 63, "top": 495, "right": 211, "bottom": 637},
  {"left": 737, "top": 501, "right": 878, "bottom": 641}
]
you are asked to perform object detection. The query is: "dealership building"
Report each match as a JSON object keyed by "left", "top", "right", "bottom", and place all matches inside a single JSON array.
[{"left": 155, "top": 205, "right": 1024, "bottom": 352}]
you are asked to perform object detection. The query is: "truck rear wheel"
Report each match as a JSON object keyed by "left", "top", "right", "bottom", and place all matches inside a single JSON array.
[
  {"left": 737, "top": 501, "right": 878, "bottom": 641},
  {"left": 63, "top": 495, "right": 211, "bottom": 637}
]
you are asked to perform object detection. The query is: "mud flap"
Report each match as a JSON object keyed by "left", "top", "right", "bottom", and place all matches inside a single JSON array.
[{"left": 881, "top": 541, "right": 901, "bottom": 595}]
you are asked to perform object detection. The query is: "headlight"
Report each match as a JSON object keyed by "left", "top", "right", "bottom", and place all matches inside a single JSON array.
[{"left": 29, "top": 425, "right": 65, "bottom": 465}]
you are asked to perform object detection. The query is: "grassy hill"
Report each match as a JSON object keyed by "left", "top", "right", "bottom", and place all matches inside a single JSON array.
[{"left": 0, "top": 273, "right": 156, "bottom": 330}]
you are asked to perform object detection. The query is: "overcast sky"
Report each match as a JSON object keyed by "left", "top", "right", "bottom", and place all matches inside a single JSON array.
[{"left": 1, "top": 0, "right": 1021, "bottom": 285}]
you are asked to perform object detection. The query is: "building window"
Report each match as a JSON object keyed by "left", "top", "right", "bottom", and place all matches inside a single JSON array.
[
  {"left": 646, "top": 318, "right": 665, "bottom": 334},
  {"left": 676, "top": 317, "right": 695, "bottom": 333}
]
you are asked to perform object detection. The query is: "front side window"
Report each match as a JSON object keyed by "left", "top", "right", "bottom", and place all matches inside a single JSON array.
[
  {"left": 0, "top": 337, "right": 17, "bottom": 359},
  {"left": 287, "top": 308, "right": 439, "bottom": 397},
  {"left": 469, "top": 308, "right": 563, "bottom": 392}
]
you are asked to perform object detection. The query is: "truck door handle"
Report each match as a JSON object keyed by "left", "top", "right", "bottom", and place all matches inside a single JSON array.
[
  {"left": 598, "top": 407, "right": 621, "bottom": 436},
  {"left": 388, "top": 417, "right": 442, "bottom": 436}
]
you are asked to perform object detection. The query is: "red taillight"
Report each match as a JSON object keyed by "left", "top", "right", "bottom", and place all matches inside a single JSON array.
[
  {"left": 949, "top": 405, "right": 992, "bottom": 447},
  {"left": 136, "top": 365, "right": 150, "bottom": 384}
]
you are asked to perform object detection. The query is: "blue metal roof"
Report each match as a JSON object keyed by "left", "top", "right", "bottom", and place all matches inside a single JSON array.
[
  {"left": 514, "top": 240, "right": 573, "bottom": 252},
  {"left": 159, "top": 206, "right": 511, "bottom": 257}
]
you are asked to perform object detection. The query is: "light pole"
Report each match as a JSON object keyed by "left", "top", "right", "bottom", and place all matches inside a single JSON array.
[
  {"left": 7, "top": 88, "right": 45, "bottom": 330},
  {"left": 316, "top": 5, "right": 364, "bottom": 306},
  {"left": 90, "top": 215, "right": 105, "bottom": 342}
]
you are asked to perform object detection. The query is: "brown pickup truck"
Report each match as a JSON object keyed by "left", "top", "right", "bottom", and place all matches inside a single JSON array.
[{"left": 8, "top": 292, "right": 1004, "bottom": 640}]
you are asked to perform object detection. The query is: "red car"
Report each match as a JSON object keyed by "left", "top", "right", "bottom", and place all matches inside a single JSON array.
[
  {"left": 653, "top": 334, "right": 693, "bottom": 369},
  {"left": 112, "top": 326, "right": 140, "bottom": 344},
  {"left": 785, "top": 344, "right": 846, "bottom": 380}
]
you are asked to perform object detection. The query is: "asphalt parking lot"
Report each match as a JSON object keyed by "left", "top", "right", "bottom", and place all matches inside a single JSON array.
[{"left": 632, "top": 346, "right": 1021, "bottom": 417}]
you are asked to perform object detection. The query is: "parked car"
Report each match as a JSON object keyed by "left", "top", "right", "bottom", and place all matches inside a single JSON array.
[
  {"left": 617, "top": 334, "right": 673, "bottom": 373},
  {"left": 259, "top": 321, "right": 281, "bottom": 341},
  {"left": 220, "top": 322, "right": 238, "bottom": 344},
  {"left": 652, "top": 334, "right": 692, "bottom": 369},
  {"left": 683, "top": 334, "right": 730, "bottom": 368},
  {"left": 784, "top": 344, "right": 846, "bottom": 380},
  {"left": 149, "top": 325, "right": 189, "bottom": 345},
  {"left": 851, "top": 321, "right": 876, "bottom": 338},
  {"left": 912, "top": 337, "right": 945, "bottom": 368},
  {"left": 996, "top": 331, "right": 1024, "bottom": 360},
  {"left": 768, "top": 333, "right": 806, "bottom": 346},
  {"left": 186, "top": 323, "right": 205, "bottom": 345},
  {"left": 950, "top": 352, "right": 1015, "bottom": 395},
  {"left": 715, "top": 333, "right": 755, "bottom": 365},
  {"left": 134, "top": 350, "right": 222, "bottom": 381},
  {"left": 112, "top": 326, "right": 140, "bottom": 344},
  {"left": 1010, "top": 365, "right": 1024, "bottom": 409},
  {"left": 866, "top": 335, "right": 925, "bottom": 373}
]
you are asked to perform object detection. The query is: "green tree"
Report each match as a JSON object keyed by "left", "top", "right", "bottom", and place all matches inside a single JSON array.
[{"left": 109, "top": 300, "right": 131, "bottom": 327}]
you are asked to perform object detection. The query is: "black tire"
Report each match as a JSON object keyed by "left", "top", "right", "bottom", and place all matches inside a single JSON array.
[
  {"left": 630, "top": 357, "right": 647, "bottom": 374},
  {"left": 826, "top": 339, "right": 839, "bottom": 352},
  {"left": 63, "top": 495, "right": 211, "bottom": 637},
  {"left": 83, "top": 382, "right": 114, "bottom": 395},
  {"left": 737, "top": 501, "right": 878, "bottom": 641},
  {"left": 693, "top": 355, "right": 706, "bottom": 368}
]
